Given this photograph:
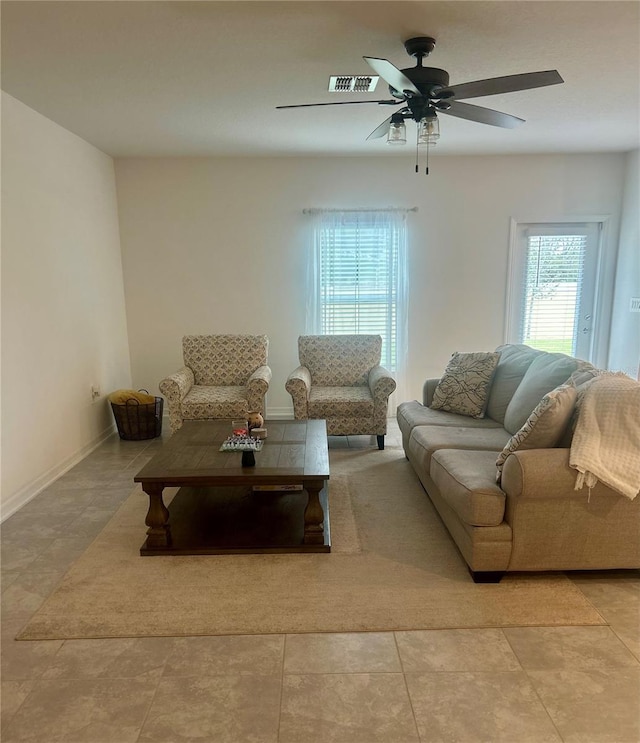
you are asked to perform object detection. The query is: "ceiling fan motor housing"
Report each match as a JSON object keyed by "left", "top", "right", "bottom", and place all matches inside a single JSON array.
[
  {"left": 403, "top": 36, "right": 437, "bottom": 59},
  {"left": 389, "top": 66, "right": 450, "bottom": 98}
]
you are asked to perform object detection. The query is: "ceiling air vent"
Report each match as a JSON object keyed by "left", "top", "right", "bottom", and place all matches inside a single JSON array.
[{"left": 328, "top": 75, "right": 379, "bottom": 93}]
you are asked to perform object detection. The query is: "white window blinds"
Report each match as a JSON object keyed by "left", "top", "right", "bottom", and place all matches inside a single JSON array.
[
  {"left": 306, "top": 209, "right": 410, "bottom": 407},
  {"left": 309, "top": 211, "right": 406, "bottom": 371},
  {"left": 514, "top": 223, "right": 599, "bottom": 356}
]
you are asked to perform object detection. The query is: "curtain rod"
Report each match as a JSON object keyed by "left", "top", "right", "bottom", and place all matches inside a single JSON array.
[{"left": 302, "top": 207, "right": 418, "bottom": 214}]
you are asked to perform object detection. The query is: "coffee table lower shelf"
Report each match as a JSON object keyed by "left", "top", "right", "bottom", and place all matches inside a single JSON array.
[{"left": 140, "top": 484, "right": 331, "bottom": 555}]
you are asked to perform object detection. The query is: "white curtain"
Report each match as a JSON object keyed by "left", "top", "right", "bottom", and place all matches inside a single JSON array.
[{"left": 306, "top": 209, "right": 409, "bottom": 412}]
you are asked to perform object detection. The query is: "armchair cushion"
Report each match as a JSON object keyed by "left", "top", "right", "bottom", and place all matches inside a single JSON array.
[
  {"left": 181, "top": 386, "right": 249, "bottom": 420},
  {"left": 308, "top": 387, "right": 374, "bottom": 419}
]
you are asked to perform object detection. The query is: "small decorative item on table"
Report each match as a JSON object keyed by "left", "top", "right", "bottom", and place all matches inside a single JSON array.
[
  {"left": 220, "top": 433, "right": 263, "bottom": 467},
  {"left": 241, "top": 449, "right": 256, "bottom": 467},
  {"left": 247, "top": 411, "right": 264, "bottom": 431},
  {"left": 231, "top": 419, "right": 249, "bottom": 436},
  {"left": 219, "top": 435, "right": 263, "bottom": 452}
]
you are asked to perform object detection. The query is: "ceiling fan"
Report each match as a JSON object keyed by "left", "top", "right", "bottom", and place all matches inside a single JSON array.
[{"left": 276, "top": 36, "right": 564, "bottom": 162}]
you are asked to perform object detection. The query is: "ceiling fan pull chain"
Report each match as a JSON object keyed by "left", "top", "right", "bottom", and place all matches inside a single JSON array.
[{"left": 417, "top": 127, "right": 431, "bottom": 175}]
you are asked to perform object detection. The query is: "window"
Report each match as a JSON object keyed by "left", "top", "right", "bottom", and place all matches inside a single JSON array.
[
  {"left": 506, "top": 222, "right": 601, "bottom": 360},
  {"left": 307, "top": 210, "right": 407, "bottom": 373}
]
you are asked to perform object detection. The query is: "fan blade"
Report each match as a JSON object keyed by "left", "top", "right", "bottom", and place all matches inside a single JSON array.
[
  {"left": 366, "top": 115, "right": 393, "bottom": 140},
  {"left": 440, "top": 100, "right": 525, "bottom": 128},
  {"left": 438, "top": 70, "right": 563, "bottom": 101},
  {"left": 363, "top": 57, "right": 421, "bottom": 96},
  {"left": 276, "top": 99, "right": 400, "bottom": 109}
]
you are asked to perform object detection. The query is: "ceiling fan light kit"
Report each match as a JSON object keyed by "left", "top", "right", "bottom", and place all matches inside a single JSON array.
[
  {"left": 277, "top": 35, "right": 564, "bottom": 174},
  {"left": 417, "top": 116, "right": 439, "bottom": 146},
  {"left": 387, "top": 113, "right": 407, "bottom": 145}
]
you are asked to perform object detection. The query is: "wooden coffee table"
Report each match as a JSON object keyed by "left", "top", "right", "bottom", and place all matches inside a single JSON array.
[{"left": 134, "top": 419, "right": 330, "bottom": 555}]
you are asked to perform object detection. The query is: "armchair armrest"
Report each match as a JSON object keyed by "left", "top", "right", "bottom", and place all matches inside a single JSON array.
[
  {"left": 285, "top": 365, "right": 311, "bottom": 420},
  {"left": 423, "top": 378, "right": 441, "bottom": 407},
  {"left": 246, "top": 365, "right": 272, "bottom": 414},
  {"left": 368, "top": 365, "right": 396, "bottom": 431},
  {"left": 368, "top": 365, "right": 396, "bottom": 399},
  {"left": 159, "top": 366, "right": 194, "bottom": 433}
]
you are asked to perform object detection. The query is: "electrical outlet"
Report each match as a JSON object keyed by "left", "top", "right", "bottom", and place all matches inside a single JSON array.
[
  {"left": 630, "top": 297, "right": 640, "bottom": 313},
  {"left": 91, "top": 385, "right": 101, "bottom": 401}
]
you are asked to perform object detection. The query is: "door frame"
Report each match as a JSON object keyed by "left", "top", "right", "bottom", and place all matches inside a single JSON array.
[{"left": 505, "top": 215, "right": 613, "bottom": 367}]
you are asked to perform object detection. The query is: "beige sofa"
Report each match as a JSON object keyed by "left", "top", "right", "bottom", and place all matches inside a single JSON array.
[{"left": 398, "top": 344, "right": 640, "bottom": 582}]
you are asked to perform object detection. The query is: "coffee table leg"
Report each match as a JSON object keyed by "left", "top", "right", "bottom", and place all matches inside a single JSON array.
[
  {"left": 143, "top": 484, "right": 172, "bottom": 548},
  {"left": 303, "top": 482, "right": 325, "bottom": 545}
]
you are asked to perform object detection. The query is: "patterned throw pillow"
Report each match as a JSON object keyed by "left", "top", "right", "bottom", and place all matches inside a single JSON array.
[
  {"left": 495, "top": 383, "right": 578, "bottom": 482},
  {"left": 431, "top": 352, "right": 500, "bottom": 419}
]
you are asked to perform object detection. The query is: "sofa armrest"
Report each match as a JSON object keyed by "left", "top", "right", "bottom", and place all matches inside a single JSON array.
[
  {"left": 501, "top": 448, "right": 621, "bottom": 502},
  {"left": 285, "top": 366, "right": 311, "bottom": 420},
  {"left": 499, "top": 447, "right": 640, "bottom": 571},
  {"left": 158, "top": 366, "right": 194, "bottom": 433},
  {"left": 423, "top": 378, "right": 441, "bottom": 407},
  {"left": 246, "top": 365, "right": 272, "bottom": 414}
]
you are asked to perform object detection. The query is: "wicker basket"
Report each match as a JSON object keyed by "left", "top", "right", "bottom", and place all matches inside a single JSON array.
[{"left": 110, "top": 391, "right": 163, "bottom": 440}]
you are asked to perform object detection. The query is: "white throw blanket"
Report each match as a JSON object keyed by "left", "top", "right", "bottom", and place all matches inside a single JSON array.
[{"left": 570, "top": 373, "right": 640, "bottom": 500}]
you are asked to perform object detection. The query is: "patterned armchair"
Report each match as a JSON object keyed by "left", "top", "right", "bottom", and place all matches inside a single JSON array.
[
  {"left": 285, "top": 335, "right": 396, "bottom": 449},
  {"left": 159, "top": 335, "right": 271, "bottom": 434}
]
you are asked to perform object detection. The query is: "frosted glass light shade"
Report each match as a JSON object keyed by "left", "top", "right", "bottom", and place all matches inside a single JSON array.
[
  {"left": 418, "top": 117, "right": 440, "bottom": 145},
  {"left": 387, "top": 119, "right": 406, "bottom": 145}
]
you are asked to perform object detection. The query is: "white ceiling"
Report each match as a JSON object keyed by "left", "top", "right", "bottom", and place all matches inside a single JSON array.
[{"left": 2, "top": 1, "right": 639, "bottom": 157}]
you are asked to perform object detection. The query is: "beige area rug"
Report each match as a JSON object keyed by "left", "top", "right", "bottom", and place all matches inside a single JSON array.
[{"left": 18, "top": 449, "right": 604, "bottom": 640}]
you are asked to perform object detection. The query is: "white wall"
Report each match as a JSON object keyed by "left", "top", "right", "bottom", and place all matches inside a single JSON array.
[
  {"left": 1, "top": 93, "right": 132, "bottom": 517},
  {"left": 115, "top": 152, "right": 625, "bottom": 416},
  {"left": 609, "top": 149, "right": 640, "bottom": 379}
]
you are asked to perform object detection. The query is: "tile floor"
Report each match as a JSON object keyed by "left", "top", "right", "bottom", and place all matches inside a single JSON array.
[{"left": 2, "top": 421, "right": 639, "bottom": 742}]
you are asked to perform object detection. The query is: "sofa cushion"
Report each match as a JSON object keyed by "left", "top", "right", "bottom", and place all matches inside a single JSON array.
[
  {"left": 503, "top": 353, "right": 580, "bottom": 434},
  {"left": 308, "top": 386, "right": 374, "bottom": 419},
  {"left": 408, "top": 425, "right": 512, "bottom": 473},
  {"left": 182, "top": 385, "right": 249, "bottom": 419},
  {"left": 397, "top": 400, "right": 503, "bottom": 440},
  {"left": 430, "top": 449, "right": 507, "bottom": 527},
  {"left": 558, "top": 366, "right": 602, "bottom": 447},
  {"left": 496, "top": 383, "right": 578, "bottom": 480},
  {"left": 431, "top": 351, "right": 500, "bottom": 418},
  {"left": 485, "top": 344, "right": 542, "bottom": 424}
]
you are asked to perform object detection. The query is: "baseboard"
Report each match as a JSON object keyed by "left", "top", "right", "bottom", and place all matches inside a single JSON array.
[
  {"left": 162, "top": 407, "right": 294, "bottom": 427},
  {"left": 1, "top": 424, "right": 117, "bottom": 522},
  {"left": 265, "top": 406, "right": 294, "bottom": 419},
  {"left": 161, "top": 410, "right": 393, "bottom": 426}
]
